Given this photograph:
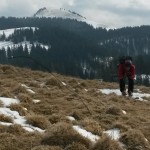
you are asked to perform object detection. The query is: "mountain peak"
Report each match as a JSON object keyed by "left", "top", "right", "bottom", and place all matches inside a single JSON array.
[
  {"left": 33, "top": 7, "right": 86, "bottom": 20},
  {"left": 33, "top": 7, "right": 109, "bottom": 29}
]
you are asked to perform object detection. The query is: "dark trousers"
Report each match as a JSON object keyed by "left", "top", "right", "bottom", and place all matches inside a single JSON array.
[{"left": 120, "top": 78, "right": 134, "bottom": 93}]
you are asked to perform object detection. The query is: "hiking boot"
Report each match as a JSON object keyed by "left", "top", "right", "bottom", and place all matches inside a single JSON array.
[
  {"left": 122, "top": 91, "right": 127, "bottom": 96},
  {"left": 128, "top": 91, "right": 133, "bottom": 97}
]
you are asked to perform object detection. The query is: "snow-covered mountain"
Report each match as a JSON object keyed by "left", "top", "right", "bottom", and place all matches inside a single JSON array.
[
  {"left": 0, "top": 27, "right": 50, "bottom": 55},
  {"left": 33, "top": 7, "right": 107, "bottom": 29},
  {"left": 34, "top": 7, "right": 86, "bottom": 20}
]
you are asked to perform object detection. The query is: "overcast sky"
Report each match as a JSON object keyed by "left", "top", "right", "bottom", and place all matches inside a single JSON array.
[{"left": 0, "top": 0, "right": 150, "bottom": 28}]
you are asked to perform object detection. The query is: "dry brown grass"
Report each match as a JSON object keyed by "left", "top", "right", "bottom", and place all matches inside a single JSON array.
[
  {"left": 0, "top": 65, "right": 149, "bottom": 150},
  {"left": 42, "top": 123, "right": 91, "bottom": 148},
  {"left": 120, "top": 129, "right": 150, "bottom": 150},
  {"left": 49, "top": 114, "right": 63, "bottom": 124},
  {"left": 9, "top": 104, "right": 27, "bottom": 116},
  {"left": 45, "top": 77, "right": 61, "bottom": 87},
  {"left": 0, "top": 133, "right": 21, "bottom": 150},
  {"left": 139, "top": 86, "right": 150, "bottom": 94},
  {"left": 17, "top": 93, "right": 33, "bottom": 103},
  {"left": 1, "top": 65, "right": 17, "bottom": 74},
  {"left": 105, "top": 105, "right": 122, "bottom": 115},
  {"left": 91, "top": 135, "right": 123, "bottom": 150},
  {"left": 71, "top": 111, "right": 84, "bottom": 120},
  {"left": 6, "top": 124, "right": 27, "bottom": 135},
  {"left": 32, "top": 145, "right": 63, "bottom": 150},
  {"left": 28, "top": 81, "right": 40, "bottom": 88},
  {"left": 78, "top": 119, "right": 102, "bottom": 136},
  {"left": 65, "top": 142, "right": 88, "bottom": 150},
  {"left": 12, "top": 85, "right": 28, "bottom": 95},
  {"left": 26, "top": 114, "right": 50, "bottom": 129},
  {"left": 0, "top": 89, "right": 14, "bottom": 98},
  {"left": 0, "top": 114, "right": 13, "bottom": 123}
]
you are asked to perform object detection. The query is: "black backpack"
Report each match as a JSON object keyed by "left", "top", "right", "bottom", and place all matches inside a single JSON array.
[{"left": 119, "top": 56, "right": 133, "bottom": 65}]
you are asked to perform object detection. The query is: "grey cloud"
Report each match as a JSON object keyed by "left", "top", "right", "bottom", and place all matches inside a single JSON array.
[{"left": 0, "top": 0, "right": 150, "bottom": 28}]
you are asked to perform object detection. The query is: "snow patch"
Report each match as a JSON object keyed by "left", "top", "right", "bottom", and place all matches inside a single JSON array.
[
  {"left": 33, "top": 100, "right": 41, "bottom": 104},
  {"left": 99, "top": 89, "right": 150, "bottom": 101},
  {"left": 27, "top": 89, "right": 35, "bottom": 94},
  {"left": 66, "top": 116, "right": 76, "bottom": 121},
  {"left": 0, "top": 97, "right": 44, "bottom": 132},
  {"left": 62, "top": 82, "right": 67, "bottom": 86},
  {"left": 0, "top": 97, "right": 19, "bottom": 107},
  {"left": 104, "top": 128, "right": 120, "bottom": 140},
  {"left": 0, "top": 27, "right": 37, "bottom": 38},
  {"left": 21, "top": 84, "right": 35, "bottom": 94},
  {"left": 0, "top": 108, "right": 44, "bottom": 132},
  {"left": 84, "top": 89, "right": 88, "bottom": 92},
  {"left": 122, "top": 110, "right": 127, "bottom": 115},
  {"left": 73, "top": 125, "right": 100, "bottom": 143}
]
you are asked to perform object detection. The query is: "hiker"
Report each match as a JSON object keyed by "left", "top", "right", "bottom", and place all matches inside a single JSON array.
[{"left": 118, "top": 56, "right": 136, "bottom": 96}]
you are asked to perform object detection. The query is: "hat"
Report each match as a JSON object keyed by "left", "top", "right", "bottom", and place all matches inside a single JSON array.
[{"left": 125, "top": 60, "right": 132, "bottom": 67}]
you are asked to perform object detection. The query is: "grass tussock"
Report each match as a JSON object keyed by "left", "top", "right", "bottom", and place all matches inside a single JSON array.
[
  {"left": 42, "top": 123, "right": 91, "bottom": 148},
  {"left": 49, "top": 114, "right": 63, "bottom": 124},
  {"left": 12, "top": 85, "right": 28, "bottom": 95},
  {"left": 106, "top": 106, "right": 122, "bottom": 115},
  {"left": 72, "top": 111, "right": 84, "bottom": 120},
  {"left": 78, "top": 119, "right": 102, "bottom": 136},
  {"left": 0, "top": 114, "right": 13, "bottom": 123},
  {"left": 6, "top": 124, "right": 27, "bottom": 135},
  {"left": 9, "top": 104, "right": 27, "bottom": 116},
  {"left": 45, "top": 77, "right": 61, "bottom": 87},
  {"left": 139, "top": 86, "right": 150, "bottom": 94},
  {"left": 1, "top": 65, "right": 17, "bottom": 74},
  {"left": 32, "top": 145, "right": 63, "bottom": 150},
  {"left": 92, "top": 135, "right": 123, "bottom": 150},
  {"left": 112, "top": 122, "right": 129, "bottom": 133},
  {"left": 18, "top": 93, "right": 33, "bottom": 103},
  {"left": 0, "top": 133, "right": 21, "bottom": 150},
  {"left": 65, "top": 142, "right": 88, "bottom": 150},
  {"left": 68, "top": 78, "right": 78, "bottom": 84},
  {"left": 28, "top": 81, "right": 40, "bottom": 88},
  {"left": 0, "top": 90, "right": 14, "bottom": 98},
  {"left": 120, "top": 129, "right": 149, "bottom": 150},
  {"left": 26, "top": 114, "right": 50, "bottom": 129}
]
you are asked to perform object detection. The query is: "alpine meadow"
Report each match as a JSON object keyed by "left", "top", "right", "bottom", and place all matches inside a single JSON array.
[{"left": 0, "top": 3, "right": 150, "bottom": 150}]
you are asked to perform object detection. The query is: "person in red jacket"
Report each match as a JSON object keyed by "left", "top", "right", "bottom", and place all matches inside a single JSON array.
[{"left": 118, "top": 57, "right": 136, "bottom": 96}]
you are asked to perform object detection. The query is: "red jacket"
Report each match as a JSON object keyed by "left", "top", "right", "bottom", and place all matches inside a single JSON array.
[{"left": 118, "top": 64, "right": 136, "bottom": 80}]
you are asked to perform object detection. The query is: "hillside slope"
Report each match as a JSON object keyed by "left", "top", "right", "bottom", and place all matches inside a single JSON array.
[{"left": 0, "top": 65, "right": 149, "bottom": 149}]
